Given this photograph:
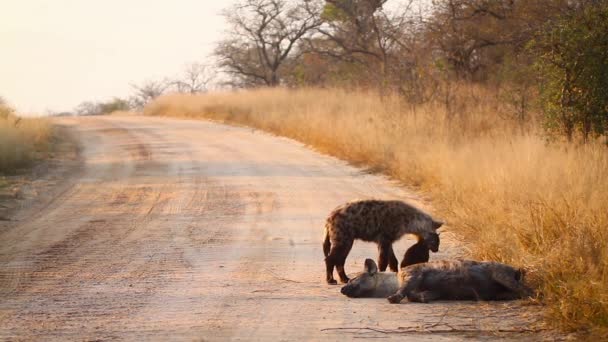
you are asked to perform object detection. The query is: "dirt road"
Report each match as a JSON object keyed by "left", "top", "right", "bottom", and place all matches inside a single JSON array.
[{"left": 0, "top": 116, "right": 547, "bottom": 341}]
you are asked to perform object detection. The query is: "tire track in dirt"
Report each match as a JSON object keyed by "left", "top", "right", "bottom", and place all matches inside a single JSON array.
[{"left": 0, "top": 121, "right": 179, "bottom": 339}]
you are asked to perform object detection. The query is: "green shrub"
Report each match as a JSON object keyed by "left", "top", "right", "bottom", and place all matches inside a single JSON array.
[{"left": 533, "top": 4, "right": 608, "bottom": 142}]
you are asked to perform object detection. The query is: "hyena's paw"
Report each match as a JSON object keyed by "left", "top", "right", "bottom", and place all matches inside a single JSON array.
[
  {"left": 327, "top": 279, "right": 338, "bottom": 285},
  {"left": 387, "top": 294, "right": 404, "bottom": 304},
  {"left": 339, "top": 277, "right": 350, "bottom": 284}
]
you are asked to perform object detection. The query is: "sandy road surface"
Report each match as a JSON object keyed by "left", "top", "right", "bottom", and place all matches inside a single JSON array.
[{"left": 0, "top": 116, "right": 549, "bottom": 341}]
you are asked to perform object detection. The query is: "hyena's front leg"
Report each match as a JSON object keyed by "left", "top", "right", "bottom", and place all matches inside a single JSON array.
[
  {"left": 387, "top": 271, "right": 423, "bottom": 304},
  {"left": 387, "top": 287, "right": 408, "bottom": 304},
  {"left": 387, "top": 244, "right": 399, "bottom": 272},
  {"left": 378, "top": 241, "right": 395, "bottom": 272},
  {"left": 325, "top": 257, "right": 337, "bottom": 285}
]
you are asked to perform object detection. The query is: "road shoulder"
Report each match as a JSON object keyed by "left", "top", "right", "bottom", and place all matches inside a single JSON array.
[{"left": 0, "top": 123, "right": 82, "bottom": 227}]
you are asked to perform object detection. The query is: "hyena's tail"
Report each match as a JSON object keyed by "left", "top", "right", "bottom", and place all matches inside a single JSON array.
[{"left": 323, "top": 223, "right": 331, "bottom": 257}]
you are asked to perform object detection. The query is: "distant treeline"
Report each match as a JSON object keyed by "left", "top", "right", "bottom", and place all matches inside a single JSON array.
[
  {"left": 211, "top": 0, "right": 607, "bottom": 143},
  {"left": 71, "top": 1, "right": 607, "bottom": 143}
]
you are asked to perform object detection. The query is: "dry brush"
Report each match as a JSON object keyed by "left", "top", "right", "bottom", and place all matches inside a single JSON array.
[{"left": 0, "top": 107, "right": 52, "bottom": 174}]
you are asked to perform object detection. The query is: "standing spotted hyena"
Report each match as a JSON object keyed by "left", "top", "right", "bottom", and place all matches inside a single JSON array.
[{"left": 322, "top": 200, "right": 443, "bottom": 284}]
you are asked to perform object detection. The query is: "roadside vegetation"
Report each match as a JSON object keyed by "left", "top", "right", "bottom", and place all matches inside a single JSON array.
[
  {"left": 0, "top": 101, "right": 52, "bottom": 175},
  {"left": 140, "top": 0, "right": 608, "bottom": 334},
  {"left": 145, "top": 86, "right": 608, "bottom": 333}
]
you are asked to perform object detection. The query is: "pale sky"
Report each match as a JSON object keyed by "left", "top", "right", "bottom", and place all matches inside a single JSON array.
[{"left": 1, "top": 1, "right": 234, "bottom": 114}]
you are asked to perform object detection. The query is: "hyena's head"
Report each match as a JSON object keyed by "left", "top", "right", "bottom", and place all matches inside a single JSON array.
[
  {"left": 422, "top": 231, "right": 441, "bottom": 253},
  {"left": 340, "top": 259, "right": 380, "bottom": 298}
]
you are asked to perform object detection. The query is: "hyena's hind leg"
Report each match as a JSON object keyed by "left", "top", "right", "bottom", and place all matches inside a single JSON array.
[
  {"left": 325, "top": 240, "right": 354, "bottom": 284},
  {"left": 335, "top": 240, "right": 354, "bottom": 284},
  {"left": 491, "top": 267, "right": 532, "bottom": 298},
  {"left": 322, "top": 227, "right": 331, "bottom": 257},
  {"left": 387, "top": 245, "right": 399, "bottom": 272},
  {"left": 323, "top": 226, "right": 336, "bottom": 284},
  {"left": 378, "top": 242, "right": 399, "bottom": 272}
]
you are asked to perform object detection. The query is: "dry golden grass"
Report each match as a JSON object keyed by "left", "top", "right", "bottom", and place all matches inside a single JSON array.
[
  {"left": 145, "top": 87, "right": 608, "bottom": 333},
  {"left": 0, "top": 107, "right": 52, "bottom": 174}
]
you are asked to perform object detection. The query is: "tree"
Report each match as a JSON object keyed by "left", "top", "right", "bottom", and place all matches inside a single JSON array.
[
  {"left": 215, "top": 0, "right": 323, "bottom": 87},
  {"left": 301, "top": 0, "right": 432, "bottom": 97},
  {"left": 74, "top": 98, "right": 131, "bottom": 116},
  {"left": 311, "top": 0, "right": 392, "bottom": 87},
  {"left": 129, "top": 79, "right": 171, "bottom": 109},
  {"left": 99, "top": 98, "right": 131, "bottom": 114},
  {"left": 424, "top": 0, "right": 527, "bottom": 81},
  {"left": 533, "top": 3, "right": 608, "bottom": 141},
  {"left": 74, "top": 101, "right": 102, "bottom": 116},
  {"left": 173, "top": 62, "right": 214, "bottom": 94}
]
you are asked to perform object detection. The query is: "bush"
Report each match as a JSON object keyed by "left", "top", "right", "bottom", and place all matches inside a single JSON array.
[{"left": 0, "top": 104, "right": 52, "bottom": 174}]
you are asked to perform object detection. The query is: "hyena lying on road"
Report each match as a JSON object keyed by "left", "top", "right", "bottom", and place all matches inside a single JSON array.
[
  {"left": 341, "top": 259, "right": 530, "bottom": 303},
  {"left": 387, "top": 259, "right": 532, "bottom": 303},
  {"left": 323, "top": 200, "right": 442, "bottom": 284}
]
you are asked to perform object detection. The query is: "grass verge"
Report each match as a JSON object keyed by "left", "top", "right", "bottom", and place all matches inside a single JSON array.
[{"left": 0, "top": 108, "right": 52, "bottom": 174}]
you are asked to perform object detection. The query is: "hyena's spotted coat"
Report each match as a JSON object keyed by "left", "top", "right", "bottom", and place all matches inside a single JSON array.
[
  {"left": 323, "top": 200, "right": 442, "bottom": 284},
  {"left": 387, "top": 259, "right": 532, "bottom": 303}
]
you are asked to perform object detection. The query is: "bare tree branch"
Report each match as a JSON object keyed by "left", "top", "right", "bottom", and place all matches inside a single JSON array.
[
  {"left": 173, "top": 62, "right": 214, "bottom": 94},
  {"left": 215, "top": 0, "right": 324, "bottom": 87}
]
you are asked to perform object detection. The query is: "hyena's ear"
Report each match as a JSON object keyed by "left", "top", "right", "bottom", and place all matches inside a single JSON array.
[
  {"left": 431, "top": 220, "right": 443, "bottom": 230},
  {"left": 364, "top": 259, "right": 378, "bottom": 275}
]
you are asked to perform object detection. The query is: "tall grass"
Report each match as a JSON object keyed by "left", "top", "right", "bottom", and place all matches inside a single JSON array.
[
  {"left": 145, "top": 87, "right": 608, "bottom": 333},
  {"left": 0, "top": 107, "right": 52, "bottom": 174}
]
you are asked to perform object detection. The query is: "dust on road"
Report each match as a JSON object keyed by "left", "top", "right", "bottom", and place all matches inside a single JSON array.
[{"left": 0, "top": 116, "right": 550, "bottom": 341}]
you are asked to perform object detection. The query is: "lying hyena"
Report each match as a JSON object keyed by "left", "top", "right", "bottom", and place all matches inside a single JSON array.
[
  {"left": 323, "top": 199, "right": 442, "bottom": 284},
  {"left": 341, "top": 237, "right": 437, "bottom": 297},
  {"left": 387, "top": 259, "right": 532, "bottom": 303}
]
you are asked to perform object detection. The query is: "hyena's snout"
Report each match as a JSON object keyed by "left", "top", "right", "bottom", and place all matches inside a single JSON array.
[
  {"left": 340, "top": 285, "right": 348, "bottom": 294},
  {"left": 340, "top": 283, "right": 359, "bottom": 297},
  {"left": 340, "top": 284, "right": 351, "bottom": 296}
]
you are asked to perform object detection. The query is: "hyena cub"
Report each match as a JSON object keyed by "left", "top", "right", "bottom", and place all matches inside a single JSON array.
[
  {"left": 323, "top": 199, "right": 443, "bottom": 284},
  {"left": 387, "top": 260, "right": 532, "bottom": 304},
  {"left": 400, "top": 234, "right": 440, "bottom": 269}
]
